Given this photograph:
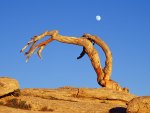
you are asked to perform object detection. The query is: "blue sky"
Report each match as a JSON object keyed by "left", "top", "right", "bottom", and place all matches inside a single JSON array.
[{"left": 0, "top": 0, "right": 150, "bottom": 96}]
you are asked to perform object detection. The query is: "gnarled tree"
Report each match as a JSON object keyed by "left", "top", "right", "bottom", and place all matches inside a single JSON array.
[{"left": 20, "top": 30, "right": 128, "bottom": 92}]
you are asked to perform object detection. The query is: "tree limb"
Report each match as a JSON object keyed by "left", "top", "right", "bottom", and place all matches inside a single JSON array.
[{"left": 20, "top": 30, "right": 128, "bottom": 92}]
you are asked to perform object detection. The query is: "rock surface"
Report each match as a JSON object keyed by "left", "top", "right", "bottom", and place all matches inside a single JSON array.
[
  {"left": 0, "top": 86, "right": 135, "bottom": 113},
  {"left": 2, "top": 77, "right": 150, "bottom": 113},
  {"left": 127, "top": 96, "right": 150, "bottom": 113},
  {"left": 0, "top": 77, "right": 20, "bottom": 97}
]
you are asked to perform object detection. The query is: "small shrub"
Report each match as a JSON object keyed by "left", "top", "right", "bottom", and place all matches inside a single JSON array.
[
  {"left": 6, "top": 98, "right": 31, "bottom": 110},
  {"left": 40, "top": 106, "right": 54, "bottom": 112},
  {"left": 0, "top": 101, "right": 4, "bottom": 105}
]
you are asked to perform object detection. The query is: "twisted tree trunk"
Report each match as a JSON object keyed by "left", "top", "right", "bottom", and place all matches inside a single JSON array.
[{"left": 20, "top": 30, "right": 128, "bottom": 92}]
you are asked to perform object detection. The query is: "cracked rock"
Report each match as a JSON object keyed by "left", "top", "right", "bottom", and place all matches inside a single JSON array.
[
  {"left": 0, "top": 77, "right": 20, "bottom": 97},
  {"left": 127, "top": 96, "right": 150, "bottom": 113}
]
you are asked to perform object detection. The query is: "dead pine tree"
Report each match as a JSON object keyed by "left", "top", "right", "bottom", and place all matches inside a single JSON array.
[{"left": 20, "top": 30, "right": 128, "bottom": 92}]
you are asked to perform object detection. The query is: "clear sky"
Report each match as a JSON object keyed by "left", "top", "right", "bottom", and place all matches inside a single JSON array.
[{"left": 0, "top": 0, "right": 150, "bottom": 96}]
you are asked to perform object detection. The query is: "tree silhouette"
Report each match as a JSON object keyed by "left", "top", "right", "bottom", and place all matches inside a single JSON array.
[{"left": 20, "top": 30, "right": 128, "bottom": 92}]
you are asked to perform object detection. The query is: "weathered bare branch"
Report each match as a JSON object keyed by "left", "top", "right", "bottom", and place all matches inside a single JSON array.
[
  {"left": 77, "top": 47, "right": 86, "bottom": 59},
  {"left": 21, "top": 30, "right": 128, "bottom": 92}
]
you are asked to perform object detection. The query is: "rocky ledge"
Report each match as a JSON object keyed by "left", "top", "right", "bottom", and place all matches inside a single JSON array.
[{"left": 0, "top": 77, "right": 149, "bottom": 113}]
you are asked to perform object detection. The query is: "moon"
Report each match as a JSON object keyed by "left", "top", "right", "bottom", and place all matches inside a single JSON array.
[{"left": 96, "top": 15, "right": 101, "bottom": 21}]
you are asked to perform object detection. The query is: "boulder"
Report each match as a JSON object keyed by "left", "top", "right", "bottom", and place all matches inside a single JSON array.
[
  {"left": 127, "top": 96, "right": 150, "bottom": 113},
  {"left": 0, "top": 86, "right": 136, "bottom": 113},
  {"left": 0, "top": 77, "right": 20, "bottom": 97}
]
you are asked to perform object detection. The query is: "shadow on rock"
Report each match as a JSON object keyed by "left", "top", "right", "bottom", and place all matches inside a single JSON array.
[{"left": 109, "top": 107, "right": 126, "bottom": 113}]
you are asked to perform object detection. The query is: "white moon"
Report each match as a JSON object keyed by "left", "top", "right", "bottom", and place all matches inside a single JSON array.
[{"left": 96, "top": 15, "right": 101, "bottom": 21}]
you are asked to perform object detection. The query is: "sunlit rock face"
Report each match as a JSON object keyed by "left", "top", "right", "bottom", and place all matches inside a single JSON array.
[
  {"left": 0, "top": 81, "right": 136, "bottom": 113},
  {"left": 0, "top": 77, "right": 20, "bottom": 97},
  {"left": 127, "top": 96, "right": 150, "bottom": 113}
]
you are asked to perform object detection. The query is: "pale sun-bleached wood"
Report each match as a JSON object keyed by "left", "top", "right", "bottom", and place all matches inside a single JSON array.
[{"left": 20, "top": 30, "right": 128, "bottom": 92}]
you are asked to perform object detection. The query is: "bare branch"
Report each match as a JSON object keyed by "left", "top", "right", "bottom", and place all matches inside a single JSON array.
[
  {"left": 77, "top": 47, "right": 86, "bottom": 59},
  {"left": 21, "top": 30, "right": 128, "bottom": 92}
]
